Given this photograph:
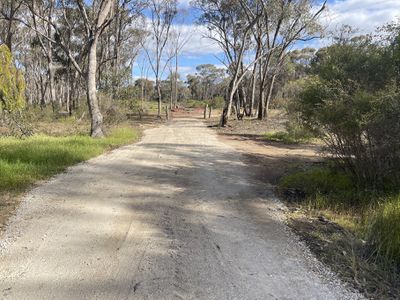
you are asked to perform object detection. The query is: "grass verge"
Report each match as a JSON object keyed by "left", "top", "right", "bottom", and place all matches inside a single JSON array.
[
  {"left": 279, "top": 165, "right": 400, "bottom": 298},
  {"left": 0, "top": 126, "right": 139, "bottom": 193},
  {"left": 264, "top": 131, "right": 306, "bottom": 144},
  {"left": 264, "top": 129, "right": 316, "bottom": 144}
]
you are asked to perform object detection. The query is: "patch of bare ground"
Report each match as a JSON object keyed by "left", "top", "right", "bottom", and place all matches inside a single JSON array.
[
  {"left": 205, "top": 110, "right": 322, "bottom": 184},
  {"left": 208, "top": 113, "right": 400, "bottom": 299},
  {"left": 0, "top": 193, "right": 22, "bottom": 235}
]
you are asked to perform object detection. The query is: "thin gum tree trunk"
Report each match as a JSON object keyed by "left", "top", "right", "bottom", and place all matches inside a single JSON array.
[
  {"left": 157, "top": 81, "right": 162, "bottom": 117},
  {"left": 87, "top": 36, "right": 104, "bottom": 138},
  {"left": 264, "top": 74, "right": 276, "bottom": 120}
]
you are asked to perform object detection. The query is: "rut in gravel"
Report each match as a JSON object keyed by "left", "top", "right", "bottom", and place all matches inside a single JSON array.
[{"left": 0, "top": 118, "right": 362, "bottom": 299}]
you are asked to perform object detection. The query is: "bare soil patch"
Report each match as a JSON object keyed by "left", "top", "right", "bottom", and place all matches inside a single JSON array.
[
  {"left": 0, "top": 193, "right": 21, "bottom": 234},
  {"left": 205, "top": 112, "right": 321, "bottom": 184}
]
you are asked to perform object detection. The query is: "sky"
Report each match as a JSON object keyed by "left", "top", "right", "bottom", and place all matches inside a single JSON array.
[{"left": 133, "top": 0, "right": 400, "bottom": 81}]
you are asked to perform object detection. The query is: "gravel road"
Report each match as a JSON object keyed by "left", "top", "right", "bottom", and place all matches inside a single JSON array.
[{"left": 0, "top": 118, "right": 362, "bottom": 299}]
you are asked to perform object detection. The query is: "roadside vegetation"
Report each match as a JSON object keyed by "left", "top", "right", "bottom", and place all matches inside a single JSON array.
[
  {"left": 275, "top": 24, "right": 400, "bottom": 297},
  {"left": 0, "top": 126, "right": 138, "bottom": 193},
  {"left": 280, "top": 165, "right": 400, "bottom": 297},
  {"left": 263, "top": 124, "right": 316, "bottom": 144}
]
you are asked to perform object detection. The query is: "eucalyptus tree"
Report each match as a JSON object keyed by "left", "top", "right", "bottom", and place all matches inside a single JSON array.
[
  {"left": 186, "top": 64, "right": 226, "bottom": 101},
  {"left": 195, "top": 0, "right": 262, "bottom": 126},
  {"left": 142, "top": 0, "right": 177, "bottom": 117},
  {"left": 98, "top": 0, "right": 146, "bottom": 98},
  {"left": 196, "top": 64, "right": 225, "bottom": 100},
  {"left": 168, "top": 26, "right": 189, "bottom": 108},
  {"left": 20, "top": 0, "right": 145, "bottom": 137},
  {"left": 196, "top": 0, "right": 326, "bottom": 125},
  {"left": 248, "top": 0, "right": 327, "bottom": 120},
  {"left": 0, "top": 0, "right": 23, "bottom": 52}
]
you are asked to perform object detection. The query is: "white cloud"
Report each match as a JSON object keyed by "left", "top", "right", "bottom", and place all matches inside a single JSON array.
[
  {"left": 178, "top": 66, "right": 195, "bottom": 77},
  {"left": 173, "top": 24, "right": 223, "bottom": 56},
  {"left": 132, "top": 75, "right": 157, "bottom": 82},
  {"left": 141, "top": 17, "right": 223, "bottom": 58},
  {"left": 177, "top": 0, "right": 192, "bottom": 9},
  {"left": 324, "top": 0, "right": 400, "bottom": 33},
  {"left": 177, "top": 1, "right": 400, "bottom": 56}
]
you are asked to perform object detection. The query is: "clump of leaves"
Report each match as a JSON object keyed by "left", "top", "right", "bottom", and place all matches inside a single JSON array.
[
  {"left": 0, "top": 44, "right": 29, "bottom": 137},
  {"left": 0, "top": 44, "right": 25, "bottom": 113}
]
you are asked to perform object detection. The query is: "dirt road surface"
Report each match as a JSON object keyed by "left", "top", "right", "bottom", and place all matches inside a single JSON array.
[{"left": 0, "top": 118, "right": 362, "bottom": 299}]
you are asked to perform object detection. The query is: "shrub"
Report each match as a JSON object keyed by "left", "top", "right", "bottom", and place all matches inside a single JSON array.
[
  {"left": 209, "top": 96, "right": 224, "bottom": 109},
  {"left": 0, "top": 44, "right": 25, "bottom": 113},
  {"left": 290, "top": 34, "right": 400, "bottom": 189},
  {"left": 184, "top": 99, "right": 208, "bottom": 108},
  {"left": 295, "top": 77, "right": 400, "bottom": 189}
]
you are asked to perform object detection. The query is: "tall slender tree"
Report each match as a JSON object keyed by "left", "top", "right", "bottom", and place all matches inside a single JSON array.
[{"left": 142, "top": 0, "right": 177, "bottom": 117}]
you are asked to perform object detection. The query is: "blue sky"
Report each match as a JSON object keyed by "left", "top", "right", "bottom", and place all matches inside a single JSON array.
[{"left": 133, "top": 0, "right": 400, "bottom": 81}]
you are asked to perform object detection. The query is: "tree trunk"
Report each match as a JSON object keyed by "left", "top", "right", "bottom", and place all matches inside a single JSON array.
[
  {"left": 5, "top": 0, "right": 15, "bottom": 52},
  {"left": 87, "top": 36, "right": 104, "bottom": 137},
  {"left": 140, "top": 79, "right": 144, "bottom": 110},
  {"left": 174, "top": 53, "right": 178, "bottom": 108},
  {"left": 257, "top": 88, "right": 265, "bottom": 120},
  {"left": 66, "top": 69, "right": 71, "bottom": 114},
  {"left": 6, "top": 19, "right": 13, "bottom": 52},
  {"left": 250, "top": 64, "right": 257, "bottom": 117},
  {"left": 220, "top": 80, "right": 235, "bottom": 127},
  {"left": 263, "top": 74, "right": 276, "bottom": 120},
  {"left": 48, "top": 57, "right": 57, "bottom": 111},
  {"left": 156, "top": 80, "right": 162, "bottom": 117},
  {"left": 46, "top": 0, "right": 57, "bottom": 111},
  {"left": 170, "top": 70, "right": 173, "bottom": 109},
  {"left": 257, "top": 60, "right": 265, "bottom": 120}
]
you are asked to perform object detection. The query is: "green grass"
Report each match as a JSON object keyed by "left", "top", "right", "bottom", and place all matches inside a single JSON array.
[
  {"left": 0, "top": 126, "right": 139, "bottom": 193},
  {"left": 279, "top": 166, "right": 400, "bottom": 266},
  {"left": 264, "top": 131, "right": 302, "bottom": 144},
  {"left": 184, "top": 99, "right": 209, "bottom": 109},
  {"left": 367, "top": 196, "right": 400, "bottom": 265},
  {"left": 264, "top": 130, "right": 316, "bottom": 144},
  {"left": 279, "top": 167, "right": 359, "bottom": 208}
]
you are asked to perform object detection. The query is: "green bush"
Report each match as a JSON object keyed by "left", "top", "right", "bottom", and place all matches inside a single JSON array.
[
  {"left": 295, "top": 77, "right": 400, "bottom": 189},
  {"left": 184, "top": 99, "right": 208, "bottom": 108},
  {"left": 0, "top": 44, "right": 25, "bottom": 112},
  {"left": 289, "top": 33, "right": 400, "bottom": 189},
  {"left": 209, "top": 96, "right": 224, "bottom": 109}
]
